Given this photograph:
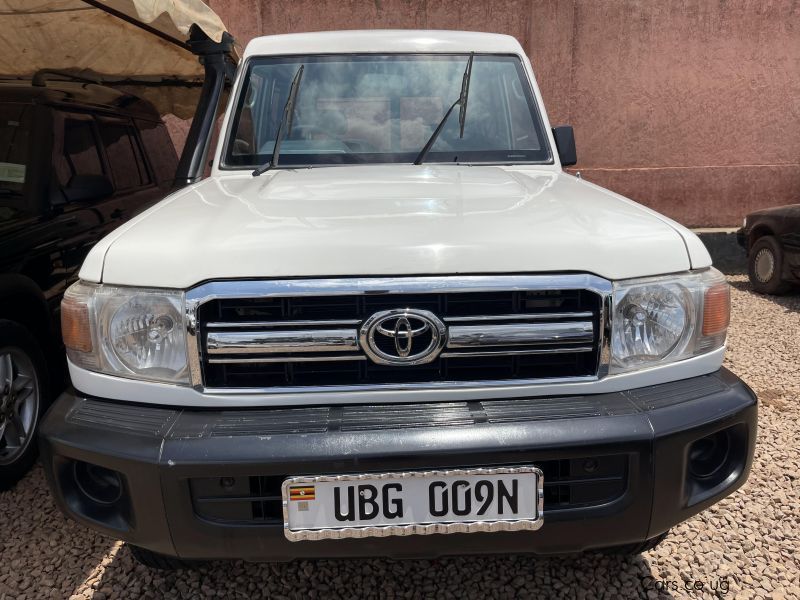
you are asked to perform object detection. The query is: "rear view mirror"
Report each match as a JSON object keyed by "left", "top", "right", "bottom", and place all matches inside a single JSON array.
[
  {"left": 63, "top": 174, "right": 114, "bottom": 203},
  {"left": 552, "top": 126, "right": 577, "bottom": 167}
]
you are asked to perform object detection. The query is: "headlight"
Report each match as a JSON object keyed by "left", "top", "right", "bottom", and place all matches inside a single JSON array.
[
  {"left": 610, "top": 268, "right": 729, "bottom": 374},
  {"left": 62, "top": 282, "right": 189, "bottom": 384}
]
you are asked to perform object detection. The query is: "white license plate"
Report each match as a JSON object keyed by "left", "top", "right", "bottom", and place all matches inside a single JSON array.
[{"left": 282, "top": 466, "right": 543, "bottom": 541}]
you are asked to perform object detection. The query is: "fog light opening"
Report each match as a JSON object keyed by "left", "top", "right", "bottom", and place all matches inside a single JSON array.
[
  {"left": 73, "top": 461, "right": 124, "bottom": 505},
  {"left": 689, "top": 430, "right": 731, "bottom": 480}
]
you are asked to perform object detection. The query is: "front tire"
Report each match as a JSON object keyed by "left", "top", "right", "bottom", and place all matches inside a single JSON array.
[
  {"left": 0, "top": 320, "right": 49, "bottom": 491},
  {"left": 748, "top": 236, "right": 791, "bottom": 295}
]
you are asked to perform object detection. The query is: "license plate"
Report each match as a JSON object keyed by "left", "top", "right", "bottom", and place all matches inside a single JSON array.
[{"left": 282, "top": 466, "right": 543, "bottom": 541}]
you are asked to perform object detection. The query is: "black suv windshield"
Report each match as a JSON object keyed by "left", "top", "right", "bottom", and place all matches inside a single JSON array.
[{"left": 223, "top": 54, "right": 551, "bottom": 168}]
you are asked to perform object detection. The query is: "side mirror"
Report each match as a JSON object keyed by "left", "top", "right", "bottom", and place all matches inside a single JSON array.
[
  {"left": 552, "top": 126, "right": 577, "bottom": 167},
  {"left": 63, "top": 174, "right": 114, "bottom": 203}
]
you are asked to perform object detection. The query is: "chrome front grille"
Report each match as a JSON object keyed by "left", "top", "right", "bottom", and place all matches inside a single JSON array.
[{"left": 187, "top": 275, "right": 610, "bottom": 391}]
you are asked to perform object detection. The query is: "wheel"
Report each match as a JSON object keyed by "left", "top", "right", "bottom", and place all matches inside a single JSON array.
[
  {"left": 0, "top": 320, "right": 49, "bottom": 491},
  {"left": 748, "top": 236, "right": 791, "bottom": 295},
  {"left": 596, "top": 530, "right": 670, "bottom": 556},
  {"left": 127, "top": 544, "right": 202, "bottom": 570}
]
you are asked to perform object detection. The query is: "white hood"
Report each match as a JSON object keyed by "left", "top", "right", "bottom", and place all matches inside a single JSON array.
[{"left": 82, "top": 165, "right": 709, "bottom": 288}]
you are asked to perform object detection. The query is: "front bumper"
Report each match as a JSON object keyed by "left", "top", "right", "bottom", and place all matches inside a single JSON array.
[
  {"left": 736, "top": 227, "right": 747, "bottom": 249},
  {"left": 40, "top": 368, "right": 757, "bottom": 561}
]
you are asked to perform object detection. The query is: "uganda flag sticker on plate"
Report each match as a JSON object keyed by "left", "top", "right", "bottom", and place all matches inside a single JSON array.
[{"left": 289, "top": 485, "right": 316, "bottom": 501}]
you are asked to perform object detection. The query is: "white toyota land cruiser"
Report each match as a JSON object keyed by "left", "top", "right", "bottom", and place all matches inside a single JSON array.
[{"left": 41, "top": 31, "right": 756, "bottom": 568}]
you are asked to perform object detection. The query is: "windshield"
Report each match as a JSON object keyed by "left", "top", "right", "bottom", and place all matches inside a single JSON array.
[
  {"left": 0, "top": 103, "right": 31, "bottom": 202},
  {"left": 223, "top": 54, "right": 551, "bottom": 168}
]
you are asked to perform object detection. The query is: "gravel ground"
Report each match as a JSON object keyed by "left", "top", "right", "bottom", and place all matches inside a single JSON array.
[{"left": 1, "top": 275, "right": 798, "bottom": 599}]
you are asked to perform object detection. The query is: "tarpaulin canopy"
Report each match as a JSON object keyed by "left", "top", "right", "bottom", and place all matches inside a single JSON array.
[{"left": 0, "top": 0, "right": 237, "bottom": 117}]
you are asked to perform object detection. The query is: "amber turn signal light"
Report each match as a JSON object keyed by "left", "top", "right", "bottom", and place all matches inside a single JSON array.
[
  {"left": 61, "top": 296, "right": 93, "bottom": 353},
  {"left": 702, "top": 283, "right": 730, "bottom": 336}
]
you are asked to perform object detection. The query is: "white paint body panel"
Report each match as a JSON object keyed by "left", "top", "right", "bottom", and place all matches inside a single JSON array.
[
  {"left": 75, "top": 30, "right": 718, "bottom": 407},
  {"left": 242, "top": 30, "right": 526, "bottom": 58},
  {"left": 87, "top": 166, "right": 697, "bottom": 287}
]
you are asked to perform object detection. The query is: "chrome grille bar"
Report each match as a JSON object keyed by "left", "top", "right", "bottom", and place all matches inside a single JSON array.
[
  {"left": 440, "top": 347, "right": 594, "bottom": 359},
  {"left": 444, "top": 312, "right": 593, "bottom": 323},
  {"left": 187, "top": 274, "right": 613, "bottom": 303},
  {"left": 447, "top": 322, "right": 593, "bottom": 349},
  {"left": 208, "top": 355, "right": 366, "bottom": 364},
  {"left": 207, "top": 329, "right": 358, "bottom": 355},
  {"left": 204, "top": 320, "right": 594, "bottom": 362},
  {"left": 205, "top": 319, "right": 361, "bottom": 329}
]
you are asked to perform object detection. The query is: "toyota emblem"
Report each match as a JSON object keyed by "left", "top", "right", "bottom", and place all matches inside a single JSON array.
[{"left": 360, "top": 309, "right": 447, "bottom": 365}]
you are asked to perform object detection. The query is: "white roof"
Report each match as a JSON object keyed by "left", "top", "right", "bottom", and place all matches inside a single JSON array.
[{"left": 243, "top": 30, "right": 524, "bottom": 58}]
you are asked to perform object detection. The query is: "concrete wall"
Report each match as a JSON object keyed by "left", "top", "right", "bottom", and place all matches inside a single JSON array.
[{"left": 201, "top": 0, "right": 800, "bottom": 227}]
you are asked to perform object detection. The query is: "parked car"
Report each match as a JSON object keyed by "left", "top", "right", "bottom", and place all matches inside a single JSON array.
[
  {"left": 41, "top": 31, "right": 756, "bottom": 568},
  {"left": 737, "top": 205, "right": 800, "bottom": 294},
  {"left": 0, "top": 78, "right": 177, "bottom": 489}
]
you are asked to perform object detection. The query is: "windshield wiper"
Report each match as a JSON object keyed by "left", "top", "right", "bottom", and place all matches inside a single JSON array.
[
  {"left": 253, "top": 65, "right": 304, "bottom": 176},
  {"left": 414, "top": 52, "right": 474, "bottom": 166}
]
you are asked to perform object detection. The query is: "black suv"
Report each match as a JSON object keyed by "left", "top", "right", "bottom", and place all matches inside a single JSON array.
[
  {"left": 737, "top": 205, "right": 800, "bottom": 294},
  {"left": 0, "top": 79, "right": 177, "bottom": 488}
]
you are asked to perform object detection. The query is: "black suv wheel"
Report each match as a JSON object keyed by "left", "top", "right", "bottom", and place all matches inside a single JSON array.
[
  {"left": 748, "top": 236, "right": 791, "bottom": 295},
  {"left": 0, "top": 320, "right": 49, "bottom": 491}
]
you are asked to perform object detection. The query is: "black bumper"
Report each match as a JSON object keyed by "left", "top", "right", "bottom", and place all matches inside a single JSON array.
[
  {"left": 736, "top": 227, "right": 747, "bottom": 249},
  {"left": 40, "top": 368, "right": 757, "bottom": 561}
]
